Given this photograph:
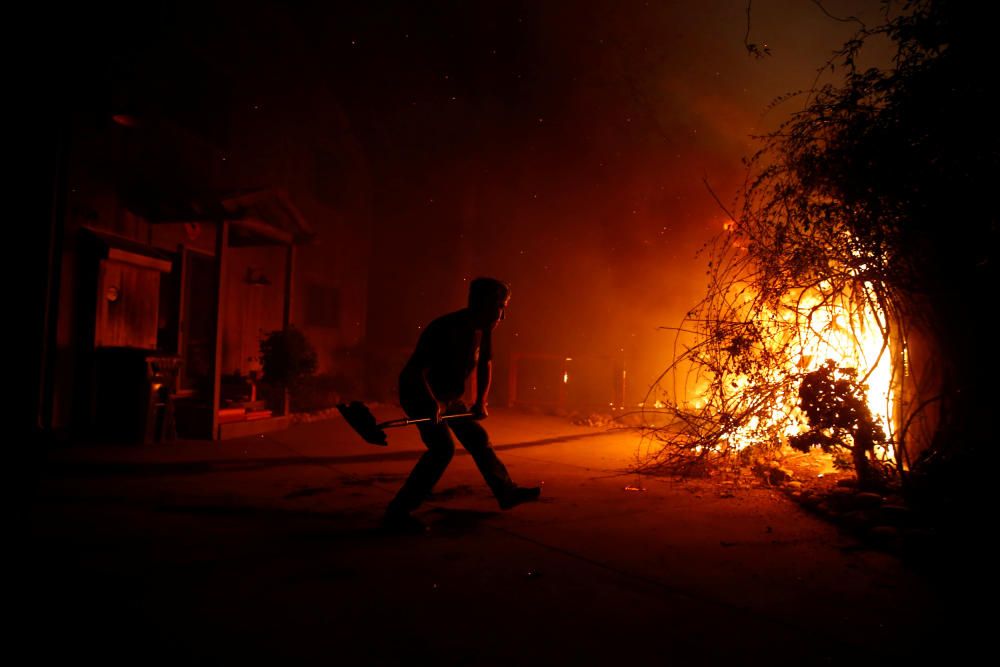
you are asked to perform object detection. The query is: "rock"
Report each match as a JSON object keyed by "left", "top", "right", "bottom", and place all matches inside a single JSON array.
[
  {"left": 836, "top": 478, "right": 858, "bottom": 488},
  {"left": 826, "top": 487, "right": 862, "bottom": 512},
  {"left": 824, "top": 488, "right": 888, "bottom": 513},
  {"left": 768, "top": 467, "right": 792, "bottom": 484},
  {"left": 797, "top": 492, "right": 820, "bottom": 509},
  {"left": 785, "top": 481, "right": 804, "bottom": 491},
  {"left": 854, "top": 492, "right": 884, "bottom": 510}
]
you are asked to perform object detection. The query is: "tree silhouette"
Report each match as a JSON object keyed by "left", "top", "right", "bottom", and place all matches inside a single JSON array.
[{"left": 638, "top": 0, "right": 994, "bottom": 498}]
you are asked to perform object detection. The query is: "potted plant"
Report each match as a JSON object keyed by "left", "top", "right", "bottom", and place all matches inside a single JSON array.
[{"left": 258, "top": 326, "right": 318, "bottom": 413}]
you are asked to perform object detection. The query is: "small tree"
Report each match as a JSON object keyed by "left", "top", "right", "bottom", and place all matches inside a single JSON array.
[{"left": 789, "top": 360, "right": 888, "bottom": 490}]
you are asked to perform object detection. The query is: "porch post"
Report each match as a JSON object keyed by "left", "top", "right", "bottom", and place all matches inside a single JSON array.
[
  {"left": 210, "top": 221, "right": 230, "bottom": 439},
  {"left": 281, "top": 243, "right": 295, "bottom": 417}
]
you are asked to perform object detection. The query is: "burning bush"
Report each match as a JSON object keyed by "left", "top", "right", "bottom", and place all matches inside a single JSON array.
[{"left": 635, "top": 275, "right": 901, "bottom": 482}]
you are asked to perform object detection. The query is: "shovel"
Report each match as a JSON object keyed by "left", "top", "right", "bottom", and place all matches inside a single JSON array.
[{"left": 336, "top": 401, "right": 474, "bottom": 446}]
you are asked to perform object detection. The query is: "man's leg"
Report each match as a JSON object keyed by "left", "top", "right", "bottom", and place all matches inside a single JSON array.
[
  {"left": 450, "top": 414, "right": 539, "bottom": 509},
  {"left": 385, "top": 422, "right": 456, "bottom": 516},
  {"left": 449, "top": 417, "right": 515, "bottom": 498}
]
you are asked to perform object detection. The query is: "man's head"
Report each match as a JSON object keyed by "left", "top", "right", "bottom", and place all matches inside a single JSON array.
[{"left": 468, "top": 277, "right": 510, "bottom": 329}]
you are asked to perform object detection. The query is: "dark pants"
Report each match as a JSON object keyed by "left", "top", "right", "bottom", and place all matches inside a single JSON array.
[{"left": 387, "top": 399, "right": 514, "bottom": 513}]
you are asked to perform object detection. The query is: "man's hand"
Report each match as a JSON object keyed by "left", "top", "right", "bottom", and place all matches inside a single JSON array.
[
  {"left": 431, "top": 402, "right": 443, "bottom": 425},
  {"left": 471, "top": 402, "right": 489, "bottom": 420}
]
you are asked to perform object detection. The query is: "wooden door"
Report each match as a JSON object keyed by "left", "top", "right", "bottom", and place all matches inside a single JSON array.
[{"left": 178, "top": 246, "right": 216, "bottom": 393}]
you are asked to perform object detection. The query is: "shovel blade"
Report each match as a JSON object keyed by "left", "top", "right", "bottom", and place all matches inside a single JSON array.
[{"left": 336, "top": 401, "right": 388, "bottom": 446}]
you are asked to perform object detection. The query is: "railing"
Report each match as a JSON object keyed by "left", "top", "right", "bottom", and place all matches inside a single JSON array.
[
  {"left": 361, "top": 345, "right": 627, "bottom": 412},
  {"left": 507, "top": 352, "right": 626, "bottom": 411}
]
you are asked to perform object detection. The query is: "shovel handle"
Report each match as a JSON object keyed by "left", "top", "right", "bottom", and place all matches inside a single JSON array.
[{"left": 377, "top": 412, "right": 475, "bottom": 429}]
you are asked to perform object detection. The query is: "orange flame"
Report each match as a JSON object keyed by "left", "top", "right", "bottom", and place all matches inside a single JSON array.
[{"left": 691, "top": 281, "right": 897, "bottom": 458}]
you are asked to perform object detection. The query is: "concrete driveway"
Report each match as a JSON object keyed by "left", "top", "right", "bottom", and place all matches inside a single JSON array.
[{"left": 24, "top": 407, "right": 975, "bottom": 665}]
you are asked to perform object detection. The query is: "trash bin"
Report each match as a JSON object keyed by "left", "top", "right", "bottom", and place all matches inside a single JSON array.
[{"left": 93, "top": 347, "right": 150, "bottom": 443}]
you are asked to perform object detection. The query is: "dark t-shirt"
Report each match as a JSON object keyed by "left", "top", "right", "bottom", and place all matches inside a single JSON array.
[{"left": 399, "top": 309, "right": 491, "bottom": 403}]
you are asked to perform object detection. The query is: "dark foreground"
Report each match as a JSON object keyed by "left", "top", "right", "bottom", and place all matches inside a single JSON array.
[{"left": 23, "top": 408, "right": 982, "bottom": 665}]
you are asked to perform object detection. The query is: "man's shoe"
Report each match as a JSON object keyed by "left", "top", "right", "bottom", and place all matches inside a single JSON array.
[
  {"left": 382, "top": 510, "right": 428, "bottom": 535},
  {"left": 498, "top": 485, "right": 541, "bottom": 510}
]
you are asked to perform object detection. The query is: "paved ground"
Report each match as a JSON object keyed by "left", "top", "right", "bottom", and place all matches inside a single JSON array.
[{"left": 23, "top": 407, "right": 980, "bottom": 665}]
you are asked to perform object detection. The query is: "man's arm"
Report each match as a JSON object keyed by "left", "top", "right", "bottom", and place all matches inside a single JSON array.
[
  {"left": 408, "top": 324, "right": 443, "bottom": 424},
  {"left": 472, "top": 330, "right": 492, "bottom": 419},
  {"left": 420, "top": 367, "right": 443, "bottom": 424}
]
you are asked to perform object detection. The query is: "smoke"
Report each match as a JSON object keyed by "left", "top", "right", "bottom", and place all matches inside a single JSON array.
[{"left": 306, "top": 0, "right": 886, "bottom": 403}]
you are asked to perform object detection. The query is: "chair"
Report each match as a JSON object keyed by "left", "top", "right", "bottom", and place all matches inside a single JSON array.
[{"left": 145, "top": 355, "right": 183, "bottom": 444}]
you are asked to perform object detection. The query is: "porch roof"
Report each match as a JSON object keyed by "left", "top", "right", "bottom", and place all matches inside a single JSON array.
[{"left": 129, "top": 186, "right": 315, "bottom": 246}]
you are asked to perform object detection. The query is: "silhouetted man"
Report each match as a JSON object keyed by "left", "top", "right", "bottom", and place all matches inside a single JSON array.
[{"left": 384, "top": 277, "right": 541, "bottom": 532}]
